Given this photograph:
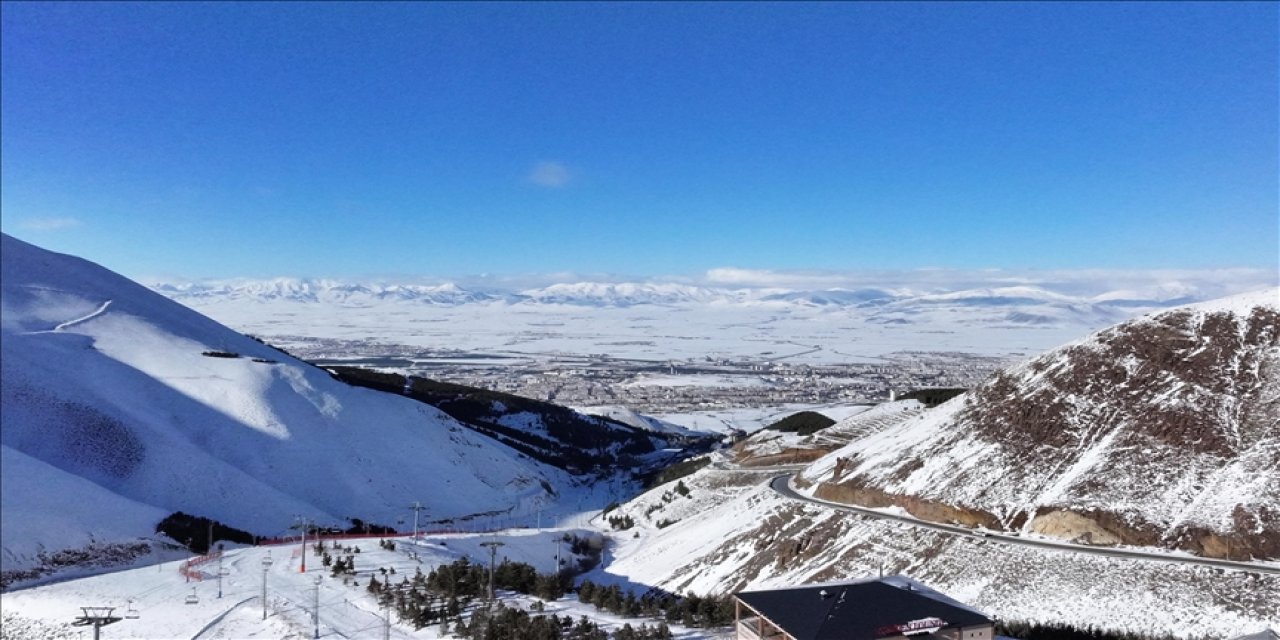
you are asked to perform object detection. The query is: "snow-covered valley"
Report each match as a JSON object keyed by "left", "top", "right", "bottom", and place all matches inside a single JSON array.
[{"left": 3, "top": 233, "right": 1278, "bottom": 639}]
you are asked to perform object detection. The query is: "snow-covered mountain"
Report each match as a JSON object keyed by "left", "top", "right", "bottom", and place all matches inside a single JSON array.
[
  {"left": 152, "top": 278, "right": 508, "bottom": 305},
  {"left": 0, "top": 235, "right": 584, "bottom": 577},
  {"left": 154, "top": 277, "right": 1209, "bottom": 313},
  {"left": 145, "top": 272, "right": 1276, "bottom": 385},
  {"left": 148, "top": 276, "right": 1249, "bottom": 365},
  {"left": 595, "top": 460, "right": 1279, "bottom": 638},
  {"left": 797, "top": 290, "right": 1280, "bottom": 560},
  {"left": 583, "top": 294, "right": 1280, "bottom": 636},
  {"left": 517, "top": 282, "right": 731, "bottom": 307}
]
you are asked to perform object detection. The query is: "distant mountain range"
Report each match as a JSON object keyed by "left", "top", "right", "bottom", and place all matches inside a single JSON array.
[{"left": 151, "top": 277, "right": 1207, "bottom": 312}]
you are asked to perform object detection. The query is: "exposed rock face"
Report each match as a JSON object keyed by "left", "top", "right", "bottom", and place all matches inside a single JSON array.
[{"left": 801, "top": 290, "right": 1280, "bottom": 560}]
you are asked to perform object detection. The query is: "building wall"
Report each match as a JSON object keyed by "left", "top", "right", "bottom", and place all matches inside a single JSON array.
[{"left": 885, "top": 624, "right": 993, "bottom": 640}]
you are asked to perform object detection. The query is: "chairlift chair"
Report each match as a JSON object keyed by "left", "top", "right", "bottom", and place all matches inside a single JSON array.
[
  {"left": 125, "top": 600, "right": 140, "bottom": 619},
  {"left": 185, "top": 588, "right": 200, "bottom": 605}
]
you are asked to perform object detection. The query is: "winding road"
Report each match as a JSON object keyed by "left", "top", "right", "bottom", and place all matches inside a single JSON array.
[{"left": 769, "top": 474, "right": 1280, "bottom": 576}]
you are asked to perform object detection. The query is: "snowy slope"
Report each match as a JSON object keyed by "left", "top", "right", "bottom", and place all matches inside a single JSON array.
[
  {"left": 595, "top": 465, "right": 1280, "bottom": 638},
  {"left": 0, "top": 529, "right": 612, "bottom": 640},
  {"left": 798, "top": 289, "right": 1280, "bottom": 560},
  {"left": 0, "top": 234, "right": 571, "bottom": 574},
  {"left": 730, "top": 401, "right": 913, "bottom": 464},
  {"left": 572, "top": 405, "right": 703, "bottom": 437}
]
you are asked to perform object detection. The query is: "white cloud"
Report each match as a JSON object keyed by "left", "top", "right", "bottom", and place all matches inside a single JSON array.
[
  {"left": 17, "top": 216, "right": 82, "bottom": 231},
  {"left": 526, "top": 161, "right": 571, "bottom": 188}
]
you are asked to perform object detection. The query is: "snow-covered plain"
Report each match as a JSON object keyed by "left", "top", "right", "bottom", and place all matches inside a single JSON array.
[{"left": 146, "top": 276, "right": 1274, "bottom": 367}]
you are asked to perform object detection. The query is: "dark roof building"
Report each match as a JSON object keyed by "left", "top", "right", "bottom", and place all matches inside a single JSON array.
[{"left": 734, "top": 577, "right": 993, "bottom": 640}]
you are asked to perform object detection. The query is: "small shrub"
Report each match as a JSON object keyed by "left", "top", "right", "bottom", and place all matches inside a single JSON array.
[{"left": 201, "top": 350, "right": 241, "bottom": 359}]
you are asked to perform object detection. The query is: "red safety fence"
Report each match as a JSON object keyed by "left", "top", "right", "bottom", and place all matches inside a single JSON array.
[
  {"left": 256, "top": 528, "right": 479, "bottom": 547},
  {"left": 179, "top": 549, "right": 222, "bottom": 582}
]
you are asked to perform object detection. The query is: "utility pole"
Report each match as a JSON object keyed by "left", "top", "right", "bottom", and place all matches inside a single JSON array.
[
  {"left": 409, "top": 501, "right": 425, "bottom": 542},
  {"left": 479, "top": 541, "right": 506, "bottom": 602},
  {"left": 216, "top": 544, "right": 226, "bottom": 599},
  {"left": 312, "top": 575, "right": 322, "bottom": 639},
  {"left": 72, "top": 607, "right": 121, "bottom": 640},
  {"left": 296, "top": 516, "right": 309, "bottom": 573},
  {"left": 382, "top": 596, "right": 392, "bottom": 640},
  {"left": 261, "top": 554, "right": 274, "bottom": 620}
]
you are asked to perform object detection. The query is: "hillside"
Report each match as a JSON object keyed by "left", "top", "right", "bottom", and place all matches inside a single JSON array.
[
  {"left": 0, "top": 234, "right": 584, "bottom": 580},
  {"left": 325, "top": 367, "right": 715, "bottom": 475},
  {"left": 730, "top": 402, "right": 911, "bottom": 466},
  {"left": 797, "top": 291, "right": 1280, "bottom": 560},
  {"left": 593, "top": 463, "right": 1279, "bottom": 638}
]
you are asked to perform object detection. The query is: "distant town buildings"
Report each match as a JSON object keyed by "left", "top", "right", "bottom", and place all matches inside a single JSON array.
[{"left": 286, "top": 335, "right": 1007, "bottom": 415}]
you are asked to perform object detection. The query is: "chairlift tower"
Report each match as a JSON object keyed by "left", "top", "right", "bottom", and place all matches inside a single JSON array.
[
  {"left": 312, "top": 575, "right": 322, "bottom": 639},
  {"left": 261, "top": 554, "right": 274, "bottom": 620},
  {"left": 216, "top": 544, "right": 227, "bottom": 599},
  {"left": 409, "top": 501, "right": 426, "bottom": 542},
  {"left": 72, "top": 607, "right": 122, "bottom": 640},
  {"left": 295, "top": 516, "right": 310, "bottom": 572},
  {"left": 479, "top": 541, "right": 506, "bottom": 602}
]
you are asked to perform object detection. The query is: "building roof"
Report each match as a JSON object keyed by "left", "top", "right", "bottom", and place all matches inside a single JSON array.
[
  {"left": 1231, "top": 631, "right": 1279, "bottom": 640},
  {"left": 736, "top": 578, "right": 991, "bottom": 640}
]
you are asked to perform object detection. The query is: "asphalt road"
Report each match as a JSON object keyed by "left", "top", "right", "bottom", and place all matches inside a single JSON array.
[{"left": 768, "top": 474, "right": 1280, "bottom": 576}]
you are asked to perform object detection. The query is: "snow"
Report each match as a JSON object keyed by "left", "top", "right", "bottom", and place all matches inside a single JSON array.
[
  {"left": 792, "top": 290, "right": 1280, "bottom": 541},
  {"left": 572, "top": 406, "right": 703, "bottom": 437},
  {"left": 653, "top": 403, "right": 874, "bottom": 435},
  {"left": 622, "top": 374, "right": 773, "bottom": 389},
  {"left": 1, "top": 531, "right": 724, "bottom": 639},
  {"left": 0, "top": 234, "right": 586, "bottom": 574},
  {"left": 0, "top": 446, "right": 169, "bottom": 571},
  {"left": 142, "top": 279, "right": 1264, "bottom": 368},
  {"left": 594, "top": 464, "right": 1280, "bottom": 638},
  {"left": 4, "top": 235, "right": 1277, "bottom": 639}
]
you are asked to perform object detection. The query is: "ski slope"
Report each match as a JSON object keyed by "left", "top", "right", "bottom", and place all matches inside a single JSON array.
[{"left": 0, "top": 234, "right": 580, "bottom": 577}]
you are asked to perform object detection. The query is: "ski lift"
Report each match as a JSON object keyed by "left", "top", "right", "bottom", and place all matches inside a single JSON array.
[
  {"left": 124, "top": 599, "right": 140, "bottom": 619},
  {"left": 184, "top": 588, "right": 199, "bottom": 605}
]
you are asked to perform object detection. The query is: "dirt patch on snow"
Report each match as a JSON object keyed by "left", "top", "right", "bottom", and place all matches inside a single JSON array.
[
  {"left": 814, "top": 481, "right": 1003, "bottom": 530},
  {"left": 737, "top": 448, "right": 829, "bottom": 467},
  {"left": 1030, "top": 510, "right": 1123, "bottom": 545}
]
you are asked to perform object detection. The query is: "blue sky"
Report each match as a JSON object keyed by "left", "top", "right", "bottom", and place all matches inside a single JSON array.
[{"left": 2, "top": 2, "right": 1276, "bottom": 280}]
